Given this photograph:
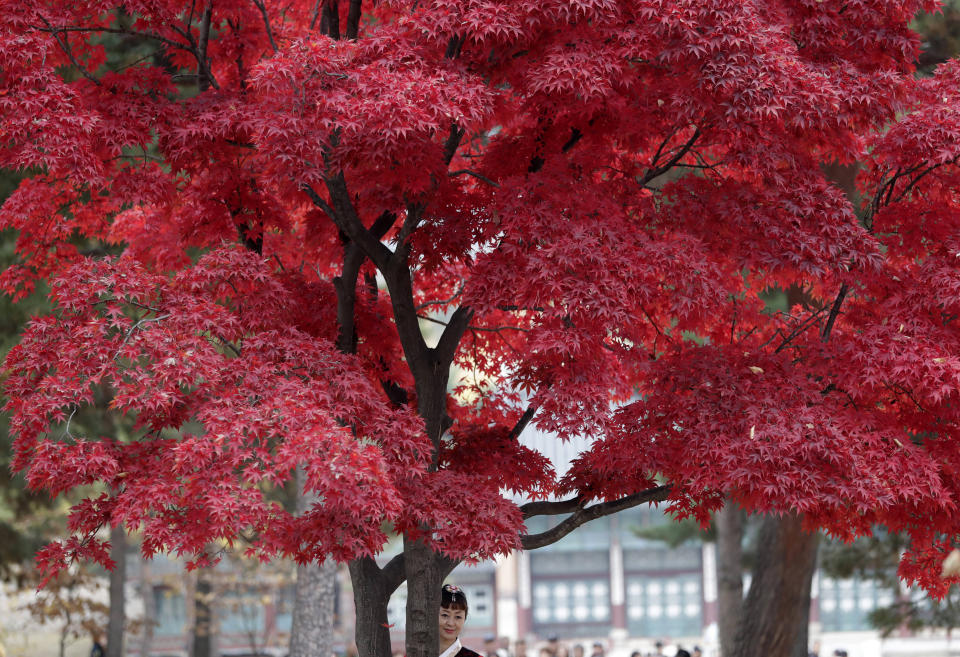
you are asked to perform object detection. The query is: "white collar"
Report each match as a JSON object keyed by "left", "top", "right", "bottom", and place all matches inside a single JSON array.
[{"left": 439, "top": 638, "right": 462, "bottom": 657}]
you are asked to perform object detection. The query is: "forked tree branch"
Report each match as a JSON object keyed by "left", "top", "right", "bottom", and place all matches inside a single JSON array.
[
  {"left": 381, "top": 553, "right": 406, "bottom": 593},
  {"left": 520, "top": 486, "right": 672, "bottom": 550},
  {"left": 303, "top": 178, "right": 395, "bottom": 270}
]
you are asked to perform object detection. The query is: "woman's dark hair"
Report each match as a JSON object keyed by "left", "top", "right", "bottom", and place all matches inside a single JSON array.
[{"left": 441, "top": 584, "right": 468, "bottom": 616}]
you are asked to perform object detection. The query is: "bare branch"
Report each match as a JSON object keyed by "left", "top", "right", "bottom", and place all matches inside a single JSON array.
[
  {"left": 252, "top": 0, "right": 279, "bottom": 53},
  {"left": 381, "top": 553, "right": 405, "bottom": 593},
  {"left": 508, "top": 403, "right": 538, "bottom": 441},
  {"left": 640, "top": 127, "right": 701, "bottom": 186},
  {"left": 521, "top": 486, "right": 671, "bottom": 550},
  {"left": 196, "top": 3, "right": 218, "bottom": 90},
  {"left": 31, "top": 24, "right": 192, "bottom": 55},
  {"left": 434, "top": 305, "right": 474, "bottom": 367},
  {"left": 302, "top": 180, "right": 394, "bottom": 270},
  {"left": 40, "top": 17, "right": 102, "bottom": 86},
  {"left": 415, "top": 280, "right": 465, "bottom": 311},
  {"left": 820, "top": 283, "right": 849, "bottom": 342},
  {"left": 115, "top": 313, "right": 171, "bottom": 359},
  {"left": 774, "top": 306, "right": 828, "bottom": 353},
  {"left": 448, "top": 169, "right": 500, "bottom": 188},
  {"left": 520, "top": 496, "right": 583, "bottom": 518}
]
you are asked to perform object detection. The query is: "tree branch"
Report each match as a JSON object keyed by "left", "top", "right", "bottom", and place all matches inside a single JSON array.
[
  {"left": 520, "top": 495, "right": 584, "bottom": 518},
  {"left": 508, "top": 403, "right": 538, "bottom": 441},
  {"left": 820, "top": 283, "right": 848, "bottom": 342},
  {"left": 40, "top": 18, "right": 102, "bottom": 87},
  {"left": 640, "top": 127, "right": 701, "bottom": 186},
  {"left": 381, "top": 553, "right": 406, "bottom": 593},
  {"left": 520, "top": 486, "right": 671, "bottom": 550},
  {"left": 448, "top": 170, "right": 500, "bottom": 188},
  {"left": 196, "top": 3, "right": 218, "bottom": 90},
  {"left": 251, "top": 0, "right": 279, "bottom": 53},
  {"left": 31, "top": 25, "right": 192, "bottom": 55},
  {"left": 415, "top": 280, "right": 465, "bottom": 311},
  {"left": 434, "top": 305, "right": 474, "bottom": 367},
  {"left": 303, "top": 179, "right": 395, "bottom": 270}
]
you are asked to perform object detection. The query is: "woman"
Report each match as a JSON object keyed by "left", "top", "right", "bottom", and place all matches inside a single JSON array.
[{"left": 439, "top": 584, "right": 481, "bottom": 657}]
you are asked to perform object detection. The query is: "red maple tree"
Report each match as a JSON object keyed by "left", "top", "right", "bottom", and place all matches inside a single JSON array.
[{"left": 3, "top": 1, "right": 960, "bottom": 656}]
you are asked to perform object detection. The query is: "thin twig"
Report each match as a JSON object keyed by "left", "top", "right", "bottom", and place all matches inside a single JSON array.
[
  {"left": 40, "top": 17, "right": 102, "bottom": 87},
  {"left": 448, "top": 170, "right": 501, "bottom": 188},
  {"left": 115, "top": 313, "right": 171, "bottom": 358},
  {"left": 415, "top": 280, "right": 465, "bottom": 311}
]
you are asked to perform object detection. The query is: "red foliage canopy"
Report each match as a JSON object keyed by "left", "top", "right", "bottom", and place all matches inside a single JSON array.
[{"left": 3, "top": 0, "right": 960, "bottom": 595}]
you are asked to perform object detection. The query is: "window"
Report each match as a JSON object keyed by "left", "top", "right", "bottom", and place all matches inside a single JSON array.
[
  {"left": 818, "top": 574, "right": 888, "bottom": 632},
  {"left": 625, "top": 573, "right": 702, "bottom": 638},
  {"left": 532, "top": 578, "right": 610, "bottom": 633},
  {"left": 153, "top": 587, "right": 187, "bottom": 637}
]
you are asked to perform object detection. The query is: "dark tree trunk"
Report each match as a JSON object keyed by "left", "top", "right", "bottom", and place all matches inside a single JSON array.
[
  {"left": 349, "top": 557, "right": 396, "bottom": 657},
  {"left": 403, "top": 537, "right": 444, "bottom": 657},
  {"left": 730, "top": 513, "right": 818, "bottom": 657},
  {"left": 191, "top": 569, "right": 214, "bottom": 657},
  {"left": 716, "top": 501, "right": 743, "bottom": 657}
]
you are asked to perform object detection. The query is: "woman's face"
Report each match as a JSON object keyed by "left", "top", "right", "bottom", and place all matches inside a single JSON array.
[{"left": 439, "top": 605, "right": 466, "bottom": 643}]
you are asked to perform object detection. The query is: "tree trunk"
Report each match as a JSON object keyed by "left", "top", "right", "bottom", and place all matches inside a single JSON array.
[
  {"left": 289, "top": 465, "right": 340, "bottom": 657},
  {"left": 107, "top": 524, "right": 126, "bottom": 657},
  {"left": 349, "top": 557, "right": 395, "bottom": 657},
  {"left": 140, "top": 556, "right": 155, "bottom": 657},
  {"left": 290, "top": 559, "right": 338, "bottom": 657},
  {"left": 191, "top": 569, "right": 214, "bottom": 657},
  {"left": 403, "top": 538, "right": 445, "bottom": 657},
  {"left": 716, "top": 501, "right": 743, "bottom": 657},
  {"left": 729, "top": 513, "right": 818, "bottom": 657}
]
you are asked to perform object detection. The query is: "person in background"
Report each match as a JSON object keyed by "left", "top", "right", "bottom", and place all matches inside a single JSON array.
[
  {"left": 573, "top": 644, "right": 585, "bottom": 657},
  {"left": 484, "top": 635, "right": 500, "bottom": 657},
  {"left": 515, "top": 639, "right": 528, "bottom": 657},
  {"left": 691, "top": 647, "right": 702, "bottom": 657},
  {"left": 590, "top": 642, "right": 605, "bottom": 657},
  {"left": 439, "top": 584, "right": 481, "bottom": 657},
  {"left": 652, "top": 641, "right": 666, "bottom": 657},
  {"left": 674, "top": 648, "right": 691, "bottom": 657},
  {"left": 90, "top": 633, "right": 105, "bottom": 657},
  {"left": 499, "top": 636, "right": 513, "bottom": 657},
  {"left": 545, "top": 635, "right": 560, "bottom": 657}
]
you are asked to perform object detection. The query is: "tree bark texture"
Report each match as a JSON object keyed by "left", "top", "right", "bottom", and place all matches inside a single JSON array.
[
  {"left": 290, "top": 558, "right": 338, "bottom": 657},
  {"left": 139, "top": 556, "right": 156, "bottom": 657},
  {"left": 730, "top": 513, "right": 819, "bottom": 657},
  {"left": 191, "top": 569, "right": 214, "bottom": 657},
  {"left": 107, "top": 524, "right": 126, "bottom": 657},
  {"left": 403, "top": 537, "right": 444, "bottom": 657},
  {"left": 716, "top": 501, "right": 743, "bottom": 657},
  {"left": 349, "top": 557, "right": 397, "bottom": 657},
  {"left": 289, "top": 464, "right": 340, "bottom": 657}
]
